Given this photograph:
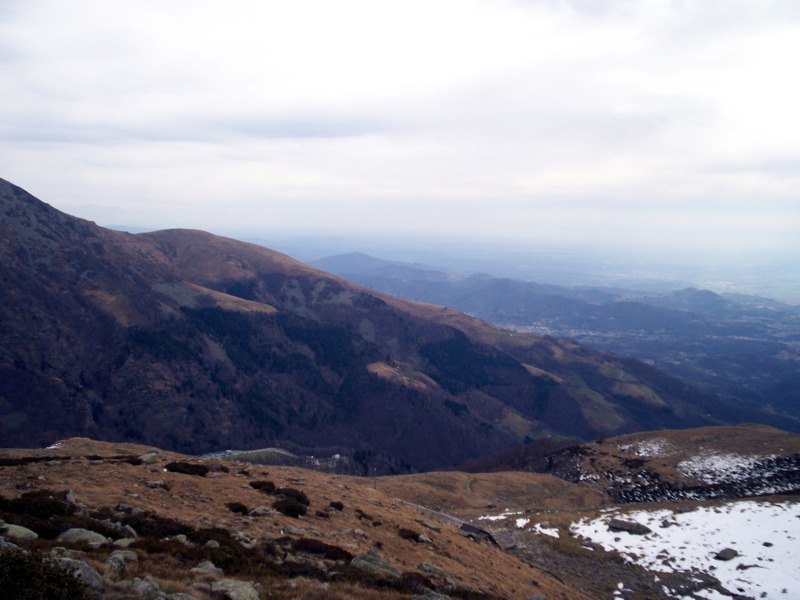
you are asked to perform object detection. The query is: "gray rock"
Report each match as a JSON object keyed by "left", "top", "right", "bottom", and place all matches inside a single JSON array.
[
  {"left": 0, "top": 523, "right": 38, "bottom": 540},
  {"left": 53, "top": 557, "right": 105, "bottom": 589},
  {"left": 205, "top": 539, "right": 220, "bottom": 548},
  {"left": 0, "top": 536, "right": 20, "bottom": 551},
  {"left": 418, "top": 533, "right": 433, "bottom": 544},
  {"left": 167, "top": 594, "right": 202, "bottom": 600},
  {"left": 191, "top": 560, "right": 224, "bottom": 576},
  {"left": 247, "top": 506, "right": 273, "bottom": 517},
  {"left": 419, "top": 562, "right": 446, "bottom": 578},
  {"left": 131, "top": 575, "right": 163, "bottom": 599},
  {"left": 139, "top": 451, "right": 161, "bottom": 464},
  {"left": 281, "top": 525, "right": 306, "bottom": 536},
  {"left": 57, "top": 527, "right": 109, "bottom": 547},
  {"left": 607, "top": 518, "right": 653, "bottom": 535},
  {"left": 413, "top": 594, "right": 452, "bottom": 600},
  {"left": 147, "top": 480, "right": 167, "bottom": 489},
  {"left": 121, "top": 524, "right": 138, "bottom": 539},
  {"left": 211, "top": 579, "right": 260, "bottom": 600},
  {"left": 113, "top": 538, "right": 136, "bottom": 548},
  {"left": 714, "top": 548, "right": 739, "bottom": 561},
  {"left": 110, "top": 549, "right": 138, "bottom": 563},
  {"left": 351, "top": 550, "right": 402, "bottom": 580}
]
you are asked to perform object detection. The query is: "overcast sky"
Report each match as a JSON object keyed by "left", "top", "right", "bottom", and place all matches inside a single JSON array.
[{"left": 2, "top": 0, "right": 799, "bottom": 256}]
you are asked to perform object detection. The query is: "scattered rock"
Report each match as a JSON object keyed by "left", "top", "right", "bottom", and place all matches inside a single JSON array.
[
  {"left": 351, "top": 550, "right": 402, "bottom": 580},
  {"left": 714, "top": 548, "right": 739, "bottom": 561},
  {"left": 607, "top": 518, "right": 653, "bottom": 535},
  {"left": 131, "top": 575, "right": 163, "bottom": 599},
  {"left": 105, "top": 550, "right": 138, "bottom": 576},
  {"left": 419, "top": 562, "right": 447, "bottom": 578},
  {"left": 53, "top": 557, "right": 105, "bottom": 589},
  {"left": 211, "top": 578, "right": 260, "bottom": 600},
  {"left": 191, "top": 560, "right": 224, "bottom": 576},
  {"left": 419, "top": 533, "right": 433, "bottom": 544},
  {"left": 413, "top": 593, "right": 452, "bottom": 600},
  {"left": 0, "top": 523, "right": 39, "bottom": 540},
  {"left": 205, "top": 540, "right": 220, "bottom": 549},
  {"left": 147, "top": 480, "right": 168, "bottom": 489},
  {"left": 56, "top": 527, "right": 108, "bottom": 547},
  {"left": 121, "top": 524, "right": 138, "bottom": 539},
  {"left": 416, "top": 519, "right": 442, "bottom": 532},
  {"left": 0, "top": 536, "right": 20, "bottom": 551},
  {"left": 281, "top": 525, "right": 306, "bottom": 536},
  {"left": 247, "top": 506, "right": 272, "bottom": 517},
  {"left": 138, "top": 451, "right": 161, "bottom": 464}
]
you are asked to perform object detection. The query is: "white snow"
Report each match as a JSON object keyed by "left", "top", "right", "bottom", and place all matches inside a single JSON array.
[
  {"left": 478, "top": 508, "right": 521, "bottom": 522},
  {"left": 571, "top": 499, "right": 800, "bottom": 599},
  {"left": 515, "top": 517, "right": 530, "bottom": 529},
  {"left": 678, "top": 451, "right": 774, "bottom": 484},
  {"left": 618, "top": 438, "right": 672, "bottom": 458},
  {"left": 531, "top": 523, "right": 560, "bottom": 538}
]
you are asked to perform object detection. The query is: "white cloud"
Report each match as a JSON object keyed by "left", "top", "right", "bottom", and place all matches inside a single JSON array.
[{"left": 1, "top": 0, "right": 799, "bottom": 256}]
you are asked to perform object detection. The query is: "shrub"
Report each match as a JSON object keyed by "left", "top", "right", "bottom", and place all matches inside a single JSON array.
[
  {"left": 398, "top": 528, "right": 420, "bottom": 542},
  {"left": 329, "top": 501, "right": 344, "bottom": 511},
  {"left": 0, "top": 549, "right": 93, "bottom": 600},
  {"left": 292, "top": 538, "right": 353, "bottom": 561},
  {"left": 248, "top": 480, "right": 276, "bottom": 493},
  {"left": 226, "top": 502, "right": 249, "bottom": 515},
  {"left": 164, "top": 461, "right": 209, "bottom": 477},
  {"left": 273, "top": 497, "right": 307, "bottom": 518},
  {"left": 274, "top": 487, "right": 309, "bottom": 506}
]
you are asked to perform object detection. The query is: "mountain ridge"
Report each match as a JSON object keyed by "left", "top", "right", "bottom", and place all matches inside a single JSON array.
[{"left": 1, "top": 178, "right": 790, "bottom": 471}]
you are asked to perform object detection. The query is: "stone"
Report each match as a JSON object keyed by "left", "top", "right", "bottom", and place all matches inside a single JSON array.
[
  {"left": 167, "top": 594, "right": 202, "bottom": 600},
  {"left": 53, "top": 557, "right": 105, "bottom": 589},
  {"left": 714, "top": 548, "right": 739, "bottom": 561},
  {"left": 418, "top": 533, "right": 433, "bottom": 544},
  {"left": 0, "top": 536, "right": 20, "bottom": 551},
  {"left": 0, "top": 523, "right": 39, "bottom": 540},
  {"left": 419, "top": 562, "right": 446, "bottom": 578},
  {"left": 131, "top": 575, "right": 163, "bottom": 599},
  {"left": 413, "top": 594, "right": 452, "bottom": 600},
  {"left": 211, "top": 578, "right": 260, "bottom": 600},
  {"left": 205, "top": 540, "right": 220, "bottom": 548},
  {"left": 147, "top": 480, "right": 167, "bottom": 489},
  {"left": 57, "top": 527, "right": 109, "bottom": 547},
  {"left": 191, "top": 560, "right": 224, "bottom": 576},
  {"left": 247, "top": 506, "right": 273, "bottom": 517},
  {"left": 121, "top": 524, "right": 138, "bottom": 538},
  {"left": 138, "top": 451, "right": 161, "bottom": 464},
  {"left": 351, "top": 550, "right": 402, "bottom": 580},
  {"left": 282, "top": 525, "right": 306, "bottom": 536},
  {"left": 113, "top": 538, "right": 136, "bottom": 548},
  {"left": 607, "top": 518, "right": 652, "bottom": 536}
]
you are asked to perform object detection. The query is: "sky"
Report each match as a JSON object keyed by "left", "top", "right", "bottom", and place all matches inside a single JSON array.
[{"left": 2, "top": 0, "right": 800, "bottom": 257}]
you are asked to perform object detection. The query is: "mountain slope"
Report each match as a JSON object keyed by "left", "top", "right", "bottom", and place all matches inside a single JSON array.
[{"left": 0, "top": 178, "right": 776, "bottom": 470}]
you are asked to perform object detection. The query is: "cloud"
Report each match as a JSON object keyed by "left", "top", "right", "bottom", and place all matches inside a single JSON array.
[{"left": 1, "top": 0, "right": 799, "bottom": 257}]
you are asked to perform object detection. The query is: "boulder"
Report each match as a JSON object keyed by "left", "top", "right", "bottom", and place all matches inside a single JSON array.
[
  {"left": 106, "top": 549, "right": 138, "bottom": 575},
  {"left": 714, "top": 548, "right": 739, "bottom": 561},
  {"left": 211, "top": 579, "right": 260, "bottom": 600},
  {"left": 0, "top": 523, "right": 38, "bottom": 540},
  {"left": 0, "top": 536, "right": 20, "bottom": 551},
  {"left": 53, "top": 557, "right": 105, "bottom": 589},
  {"left": 131, "top": 575, "right": 163, "bottom": 599},
  {"left": 351, "top": 550, "right": 402, "bottom": 580},
  {"left": 191, "top": 560, "right": 224, "bottom": 576},
  {"left": 57, "top": 527, "right": 109, "bottom": 547},
  {"left": 419, "top": 562, "right": 447, "bottom": 578},
  {"left": 607, "top": 518, "right": 652, "bottom": 535}
]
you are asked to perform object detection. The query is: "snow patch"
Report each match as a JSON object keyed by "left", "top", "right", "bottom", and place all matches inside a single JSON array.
[
  {"left": 678, "top": 451, "right": 774, "bottom": 484},
  {"left": 618, "top": 438, "right": 672, "bottom": 457},
  {"left": 571, "top": 499, "right": 800, "bottom": 599},
  {"left": 531, "top": 523, "right": 560, "bottom": 538}
]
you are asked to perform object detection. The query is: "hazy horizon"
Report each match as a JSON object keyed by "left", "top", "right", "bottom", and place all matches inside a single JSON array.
[{"left": 3, "top": 1, "right": 799, "bottom": 272}]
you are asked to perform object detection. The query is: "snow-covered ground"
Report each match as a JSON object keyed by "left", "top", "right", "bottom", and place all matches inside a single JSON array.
[{"left": 571, "top": 499, "right": 800, "bottom": 599}]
